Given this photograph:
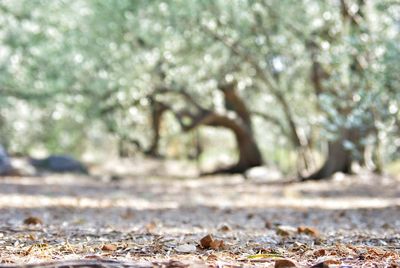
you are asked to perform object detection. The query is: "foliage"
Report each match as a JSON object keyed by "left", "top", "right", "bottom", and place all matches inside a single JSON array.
[{"left": 0, "top": 0, "right": 398, "bottom": 172}]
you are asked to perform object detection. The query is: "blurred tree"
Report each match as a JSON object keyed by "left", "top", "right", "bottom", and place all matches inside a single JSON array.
[
  {"left": 300, "top": 0, "right": 400, "bottom": 179},
  {"left": 0, "top": 0, "right": 398, "bottom": 176}
]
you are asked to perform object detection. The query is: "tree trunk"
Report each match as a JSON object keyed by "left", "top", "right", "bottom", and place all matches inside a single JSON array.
[
  {"left": 302, "top": 140, "right": 351, "bottom": 181},
  {"left": 174, "top": 106, "right": 262, "bottom": 174},
  {"left": 159, "top": 82, "right": 263, "bottom": 175},
  {"left": 302, "top": 1, "right": 373, "bottom": 181},
  {"left": 200, "top": 114, "right": 263, "bottom": 175},
  {"left": 145, "top": 97, "right": 168, "bottom": 157},
  {"left": 302, "top": 128, "right": 359, "bottom": 180},
  {"left": 216, "top": 81, "right": 263, "bottom": 173},
  {"left": 234, "top": 132, "right": 263, "bottom": 172},
  {"left": 209, "top": 114, "right": 263, "bottom": 174}
]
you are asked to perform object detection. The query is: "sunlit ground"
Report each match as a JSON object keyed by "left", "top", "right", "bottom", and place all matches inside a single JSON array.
[{"left": 0, "top": 158, "right": 399, "bottom": 266}]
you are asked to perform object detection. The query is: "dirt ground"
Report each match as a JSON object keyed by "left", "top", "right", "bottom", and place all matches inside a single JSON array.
[{"left": 0, "top": 159, "right": 399, "bottom": 267}]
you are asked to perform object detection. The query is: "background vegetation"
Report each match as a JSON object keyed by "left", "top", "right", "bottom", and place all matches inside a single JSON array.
[{"left": 0, "top": 0, "right": 399, "bottom": 178}]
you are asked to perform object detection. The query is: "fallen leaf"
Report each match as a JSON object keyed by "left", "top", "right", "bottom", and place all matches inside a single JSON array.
[
  {"left": 206, "top": 254, "right": 218, "bottom": 262},
  {"left": 175, "top": 244, "right": 197, "bottom": 253},
  {"left": 313, "top": 248, "right": 326, "bottom": 257},
  {"left": 247, "top": 253, "right": 283, "bottom": 259},
  {"left": 101, "top": 244, "right": 117, "bottom": 251},
  {"left": 274, "top": 258, "right": 297, "bottom": 268},
  {"left": 276, "top": 226, "right": 296, "bottom": 236},
  {"left": 200, "top": 234, "right": 213, "bottom": 248},
  {"left": 209, "top": 239, "right": 224, "bottom": 250},
  {"left": 297, "top": 226, "right": 319, "bottom": 237},
  {"left": 23, "top": 216, "right": 43, "bottom": 225},
  {"left": 200, "top": 234, "right": 224, "bottom": 250},
  {"left": 218, "top": 223, "right": 231, "bottom": 232},
  {"left": 324, "top": 259, "right": 341, "bottom": 265}
]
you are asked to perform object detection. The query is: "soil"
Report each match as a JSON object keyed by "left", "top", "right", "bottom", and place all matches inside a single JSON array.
[{"left": 0, "top": 158, "right": 399, "bottom": 267}]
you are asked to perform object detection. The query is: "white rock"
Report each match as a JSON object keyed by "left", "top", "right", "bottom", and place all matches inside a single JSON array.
[{"left": 175, "top": 244, "right": 197, "bottom": 253}]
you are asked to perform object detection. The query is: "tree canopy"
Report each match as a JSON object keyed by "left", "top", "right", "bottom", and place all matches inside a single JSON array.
[{"left": 0, "top": 0, "right": 399, "bottom": 177}]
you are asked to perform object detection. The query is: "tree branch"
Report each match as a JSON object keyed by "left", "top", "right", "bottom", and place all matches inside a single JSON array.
[
  {"left": 200, "top": 25, "right": 303, "bottom": 148},
  {"left": 218, "top": 81, "right": 252, "bottom": 130}
]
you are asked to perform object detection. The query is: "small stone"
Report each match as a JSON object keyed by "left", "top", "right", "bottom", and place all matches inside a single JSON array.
[{"left": 175, "top": 244, "right": 197, "bottom": 253}]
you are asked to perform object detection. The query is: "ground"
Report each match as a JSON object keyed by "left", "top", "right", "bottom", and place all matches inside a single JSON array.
[{"left": 0, "top": 158, "right": 399, "bottom": 267}]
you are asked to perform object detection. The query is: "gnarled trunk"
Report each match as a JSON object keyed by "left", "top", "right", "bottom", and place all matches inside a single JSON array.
[
  {"left": 214, "top": 82, "right": 263, "bottom": 173},
  {"left": 302, "top": 139, "right": 351, "bottom": 181},
  {"left": 302, "top": 128, "right": 360, "bottom": 180},
  {"left": 201, "top": 114, "right": 262, "bottom": 175},
  {"left": 167, "top": 82, "right": 263, "bottom": 175},
  {"left": 302, "top": 0, "right": 374, "bottom": 181},
  {"left": 233, "top": 132, "right": 263, "bottom": 173}
]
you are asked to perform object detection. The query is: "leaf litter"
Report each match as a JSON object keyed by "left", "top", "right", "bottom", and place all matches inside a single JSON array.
[{"left": 0, "top": 159, "right": 399, "bottom": 267}]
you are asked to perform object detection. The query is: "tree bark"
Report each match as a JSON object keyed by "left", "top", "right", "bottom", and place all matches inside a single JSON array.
[
  {"left": 302, "top": 0, "right": 376, "bottom": 181},
  {"left": 169, "top": 83, "right": 263, "bottom": 175},
  {"left": 192, "top": 112, "right": 263, "bottom": 175},
  {"left": 145, "top": 97, "right": 168, "bottom": 157},
  {"left": 302, "top": 128, "right": 356, "bottom": 180}
]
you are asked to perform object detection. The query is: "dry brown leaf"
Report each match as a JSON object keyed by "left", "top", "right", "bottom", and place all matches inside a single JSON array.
[
  {"left": 297, "top": 226, "right": 319, "bottom": 237},
  {"left": 276, "top": 229, "right": 290, "bottom": 236},
  {"left": 274, "top": 258, "right": 297, "bottom": 268},
  {"left": 23, "top": 216, "right": 43, "bottom": 225},
  {"left": 200, "top": 234, "right": 213, "bottom": 248},
  {"left": 101, "top": 244, "right": 117, "bottom": 251},
  {"left": 313, "top": 248, "right": 326, "bottom": 257},
  {"left": 209, "top": 239, "right": 224, "bottom": 250},
  {"left": 206, "top": 254, "right": 218, "bottom": 262},
  {"left": 218, "top": 223, "right": 231, "bottom": 232},
  {"left": 200, "top": 234, "right": 224, "bottom": 250},
  {"left": 276, "top": 226, "right": 296, "bottom": 236}
]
